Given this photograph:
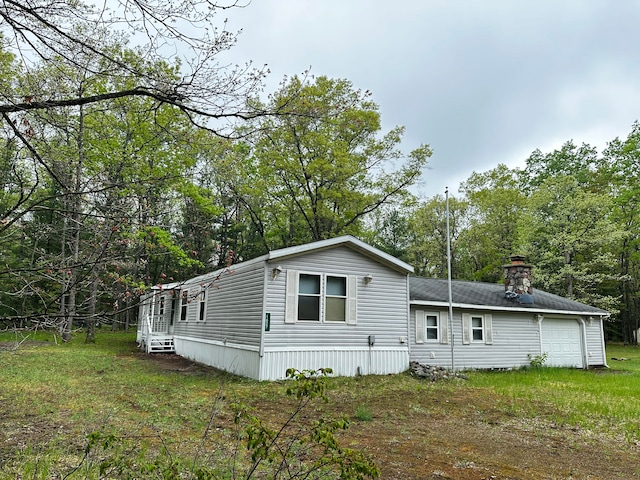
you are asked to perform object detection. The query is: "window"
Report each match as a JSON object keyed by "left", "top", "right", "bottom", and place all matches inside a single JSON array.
[
  {"left": 286, "top": 270, "right": 356, "bottom": 324},
  {"left": 180, "top": 290, "right": 188, "bottom": 321},
  {"left": 170, "top": 297, "right": 177, "bottom": 326},
  {"left": 298, "top": 274, "right": 321, "bottom": 321},
  {"left": 325, "top": 276, "right": 346, "bottom": 322},
  {"left": 471, "top": 316, "right": 483, "bottom": 341},
  {"left": 462, "top": 313, "right": 493, "bottom": 345},
  {"left": 197, "top": 288, "right": 207, "bottom": 322},
  {"left": 415, "top": 310, "right": 448, "bottom": 344}
]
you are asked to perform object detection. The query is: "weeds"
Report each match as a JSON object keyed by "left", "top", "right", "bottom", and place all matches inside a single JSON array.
[{"left": 355, "top": 404, "right": 373, "bottom": 422}]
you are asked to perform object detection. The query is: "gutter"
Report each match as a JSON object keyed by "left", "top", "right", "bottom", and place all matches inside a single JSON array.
[{"left": 410, "top": 300, "right": 608, "bottom": 318}]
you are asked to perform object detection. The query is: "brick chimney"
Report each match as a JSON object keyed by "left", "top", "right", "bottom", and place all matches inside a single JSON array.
[{"left": 503, "top": 255, "right": 533, "bottom": 295}]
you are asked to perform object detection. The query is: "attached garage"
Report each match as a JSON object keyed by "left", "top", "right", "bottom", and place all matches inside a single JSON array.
[{"left": 541, "top": 318, "right": 584, "bottom": 368}]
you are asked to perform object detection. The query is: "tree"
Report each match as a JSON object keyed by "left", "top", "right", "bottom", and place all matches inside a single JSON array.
[
  {"left": 517, "top": 175, "right": 623, "bottom": 312},
  {"left": 407, "top": 195, "right": 470, "bottom": 278},
  {"left": 523, "top": 140, "right": 599, "bottom": 190},
  {"left": 459, "top": 164, "right": 526, "bottom": 282},
  {"left": 234, "top": 75, "right": 431, "bottom": 248},
  {"left": 0, "top": 0, "right": 266, "bottom": 125},
  {"left": 598, "top": 122, "right": 640, "bottom": 342},
  {"left": 0, "top": 0, "right": 270, "bottom": 246}
]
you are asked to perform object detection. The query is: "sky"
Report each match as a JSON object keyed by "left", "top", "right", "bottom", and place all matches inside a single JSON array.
[{"left": 218, "top": 1, "right": 640, "bottom": 198}]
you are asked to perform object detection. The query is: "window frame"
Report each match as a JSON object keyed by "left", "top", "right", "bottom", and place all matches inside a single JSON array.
[
  {"left": 415, "top": 310, "right": 449, "bottom": 344},
  {"left": 297, "top": 273, "right": 322, "bottom": 322},
  {"left": 180, "top": 290, "right": 188, "bottom": 322},
  {"left": 324, "top": 274, "right": 348, "bottom": 322},
  {"left": 471, "top": 315, "right": 484, "bottom": 342},
  {"left": 197, "top": 287, "right": 207, "bottom": 322},
  {"left": 285, "top": 270, "right": 356, "bottom": 325},
  {"left": 462, "top": 312, "right": 493, "bottom": 345}
]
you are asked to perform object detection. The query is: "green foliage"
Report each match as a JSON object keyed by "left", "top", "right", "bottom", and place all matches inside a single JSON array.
[
  {"left": 354, "top": 404, "right": 373, "bottom": 422},
  {"left": 231, "top": 75, "right": 430, "bottom": 248},
  {"left": 2, "top": 357, "right": 378, "bottom": 479},
  {"left": 406, "top": 195, "right": 470, "bottom": 278},
  {"left": 233, "top": 367, "right": 380, "bottom": 479},
  {"left": 527, "top": 352, "right": 548, "bottom": 368}
]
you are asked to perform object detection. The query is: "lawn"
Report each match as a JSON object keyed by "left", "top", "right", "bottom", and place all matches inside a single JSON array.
[{"left": 0, "top": 330, "right": 639, "bottom": 479}]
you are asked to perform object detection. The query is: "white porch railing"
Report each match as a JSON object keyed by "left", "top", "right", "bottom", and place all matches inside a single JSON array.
[{"left": 139, "top": 314, "right": 175, "bottom": 353}]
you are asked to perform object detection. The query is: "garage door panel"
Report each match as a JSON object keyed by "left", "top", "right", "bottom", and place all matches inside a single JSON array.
[{"left": 541, "top": 319, "right": 583, "bottom": 368}]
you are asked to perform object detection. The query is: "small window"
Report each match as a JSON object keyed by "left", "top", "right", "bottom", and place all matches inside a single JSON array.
[
  {"left": 471, "top": 316, "right": 483, "bottom": 341},
  {"left": 462, "top": 313, "right": 493, "bottom": 345},
  {"left": 197, "top": 288, "right": 206, "bottom": 322},
  {"left": 426, "top": 314, "right": 438, "bottom": 340},
  {"left": 298, "top": 274, "right": 321, "bottom": 321},
  {"left": 325, "top": 276, "right": 347, "bottom": 322},
  {"left": 416, "top": 311, "right": 440, "bottom": 343},
  {"left": 180, "top": 290, "right": 188, "bottom": 321}
]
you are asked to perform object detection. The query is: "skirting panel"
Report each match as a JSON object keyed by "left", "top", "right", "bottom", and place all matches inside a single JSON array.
[
  {"left": 259, "top": 347, "right": 410, "bottom": 381},
  {"left": 174, "top": 336, "right": 261, "bottom": 379}
]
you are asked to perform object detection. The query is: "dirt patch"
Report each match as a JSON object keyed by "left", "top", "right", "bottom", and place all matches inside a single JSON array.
[
  {"left": 138, "top": 354, "right": 640, "bottom": 480},
  {"left": 134, "top": 352, "right": 218, "bottom": 374}
]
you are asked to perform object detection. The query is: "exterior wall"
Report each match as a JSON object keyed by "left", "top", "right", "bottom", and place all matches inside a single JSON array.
[
  {"left": 168, "top": 262, "right": 265, "bottom": 377},
  {"left": 261, "top": 246, "right": 410, "bottom": 380},
  {"left": 174, "top": 336, "right": 260, "bottom": 379},
  {"left": 172, "top": 262, "right": 265, "bottom": 347},
  {"left": 410, "top": 306, "right": 607, "bottom": 369},
  {"left": 260, "top": 347, "right": 409, "bottom": 380},
  {"left": 585, "top": 317, "right": 607, "bottom": 366},
  {"left": 410, "top": 306, "right": 541, "bottom": 369}
]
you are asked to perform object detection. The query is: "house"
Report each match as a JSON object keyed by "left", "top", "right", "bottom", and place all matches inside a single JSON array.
[{"left": 137, "top": 236, "right": 608, "bottom": 379}]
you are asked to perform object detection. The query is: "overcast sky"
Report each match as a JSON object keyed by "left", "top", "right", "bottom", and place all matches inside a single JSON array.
[{"left": 220, "top": 1, "right": 640, "bottom": 198}]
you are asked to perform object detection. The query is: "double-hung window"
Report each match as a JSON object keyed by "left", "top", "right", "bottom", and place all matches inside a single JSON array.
[
  {"left": 471, "top": 316, "right": 484, "bottom": 341},
  {"left": 415, "top": 310, "right": 449, "bottom": 344},
  {"left": 462, "top": 313, "right": 493, "bottom": 345},
  {"left": 180, "top": 290, "right": 188, "bottom": 322},
  {"left": 197, "top": 287, "right": 207, "bottom": 322},
  {"left": 286, "top": 271, "right": 355, "bottom": 324}
]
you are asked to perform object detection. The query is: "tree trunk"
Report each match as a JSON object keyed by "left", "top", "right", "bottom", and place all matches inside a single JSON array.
[{"left": 85, "top": 267, "right": 98, "bottom": 343}]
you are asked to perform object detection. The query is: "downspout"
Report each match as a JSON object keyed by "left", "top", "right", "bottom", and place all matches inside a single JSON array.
[
  {"left": 579, "top": 317, "right": 589, "bottom": 369},
  {"left": 536, "top": 314, "right": 544, "bottom": 356},
  {"left": 600, "top": 315, "right": 609, "bottom": 368}
]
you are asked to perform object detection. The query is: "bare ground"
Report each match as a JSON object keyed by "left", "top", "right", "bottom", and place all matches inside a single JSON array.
[
  {"left": 2, "top": 351, "right": 638, "bottom": 479},
  {"left": 139, "top": 354, "right": 639, "bottom": 480}
]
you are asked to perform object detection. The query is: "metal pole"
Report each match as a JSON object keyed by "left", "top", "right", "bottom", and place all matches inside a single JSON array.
[{"left": 446, "top": 188, "right": 455, "bottom": 372}]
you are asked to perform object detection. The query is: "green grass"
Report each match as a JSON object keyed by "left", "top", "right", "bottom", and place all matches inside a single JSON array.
[
  {"left": 1, "top": 331, "right": 640, "bottom": 478},
  {"left": 466, "top": 344, "right": 640, "bottom": 440}
]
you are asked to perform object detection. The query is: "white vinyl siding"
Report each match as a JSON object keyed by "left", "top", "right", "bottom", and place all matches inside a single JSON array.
[
  {"left": 172, "top": 264, "right": 264, "bottom": 348},
  {"left": 266, "top": 245, "right": 409, "bottom": 350}
]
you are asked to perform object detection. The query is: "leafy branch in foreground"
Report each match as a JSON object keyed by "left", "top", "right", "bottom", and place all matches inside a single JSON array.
[{"left": 233, "top": 367, "right": 380, "bottom": 480}]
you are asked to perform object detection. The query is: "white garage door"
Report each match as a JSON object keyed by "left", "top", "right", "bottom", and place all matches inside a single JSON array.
[{"left": 541, "top": 319, "right": 583, "bottom": 368}]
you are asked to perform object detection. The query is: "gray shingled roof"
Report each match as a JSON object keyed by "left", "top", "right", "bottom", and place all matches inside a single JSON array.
[{"left": 410, "top": 277, "right": 608, "bottom": 315}]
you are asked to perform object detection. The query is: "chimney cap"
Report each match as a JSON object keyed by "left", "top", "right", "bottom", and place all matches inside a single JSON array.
[{"left": 508, "top": 254, "right": 527, "bottom": 264}]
